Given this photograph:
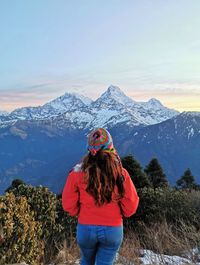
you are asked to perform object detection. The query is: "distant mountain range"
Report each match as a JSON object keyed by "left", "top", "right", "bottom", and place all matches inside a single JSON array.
[
  {"left": 0, "top": 85, "right": 199, "bottom": 194},
  {"left": 0, "top": 85, "right": 178, "bottom": 128}
]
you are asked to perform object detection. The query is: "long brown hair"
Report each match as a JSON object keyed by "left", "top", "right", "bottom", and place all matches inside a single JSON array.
[{"left": 82, "top": 151, "right": 125, "bottom": 206}]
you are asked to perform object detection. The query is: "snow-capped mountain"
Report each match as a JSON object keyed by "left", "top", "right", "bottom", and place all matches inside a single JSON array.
[
  {"left": 0, "top": 85, "right": 179, "bottom": 129},
  {"left": 9, "top": 92, "right": 92, "bottom": 120},
  {"left": 48, "top": 85, "right": 179, "bottom": 129},
  {"left": 141, "top": 98, "right": 180, "bottom": 123},
  {"left": 91, "top": 85, "right": 179, "bottom": 127},
  {"left": 93, "top": 85, "right": 136, "bottom": 107}
]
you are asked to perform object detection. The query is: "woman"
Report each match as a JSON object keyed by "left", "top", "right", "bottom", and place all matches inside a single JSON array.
[{"left": 62, "top": 128, "right": 139, "bottom": 265}]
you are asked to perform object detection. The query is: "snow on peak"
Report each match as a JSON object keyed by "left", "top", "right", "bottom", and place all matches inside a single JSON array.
[
  {"left": 43, "top": 91, "right": 92, "bottom": 113},
  {"left": 70, "top": 92, "right": 93, "bottom": 105},
  {"left": 96, "top": 85, "right": 135, "bottom": 106},
  {"left": 8, "top": 91, "right": 92, "bottom": 122},
  {"left": 147, "top": 98, "right": 163, "bottom": 107},
  {"left": 105, "top": 85, "right": 128, "bottom": 97},
  {"left": 107, "top": 85, "right": 123, "bottom": 93}
]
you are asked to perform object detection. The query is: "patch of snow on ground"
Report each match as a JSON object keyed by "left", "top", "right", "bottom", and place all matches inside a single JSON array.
[
  {"left": 139, "top": 249, "right": 196, "bottom": 265},
  {"left": 62, "top": 248, "right": 200, "bottom": 265}
]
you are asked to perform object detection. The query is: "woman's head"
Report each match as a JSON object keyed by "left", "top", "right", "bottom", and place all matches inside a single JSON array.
[
  {"left": 82, "top": 128, "right": 124, "bottom": 206},
  {"left": 87, "top": 128, "right": 115, "bottom": 156}
]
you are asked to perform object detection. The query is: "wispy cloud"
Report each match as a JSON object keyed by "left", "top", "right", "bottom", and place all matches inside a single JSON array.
[
  {"left": 127, "top": 85, "right": 200, "bottom": 111},
  {"left": 0, "top": 76, "right": 107, "bottom": 111}
]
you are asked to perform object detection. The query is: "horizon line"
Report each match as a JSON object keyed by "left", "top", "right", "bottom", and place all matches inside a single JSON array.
[{"left": 1, "top": 84, "right": 200, "bottom": 112}]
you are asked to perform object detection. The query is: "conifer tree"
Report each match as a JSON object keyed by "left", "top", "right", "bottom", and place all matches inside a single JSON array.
[
  {"left": 176, "top": 168, "right": 197, "bottom": 190},
  {"left": 145, "top": 158, "right": 168, "bottom": 189},
  {"left": 5, "top": 178, "right": 25, "bottom": 193},
  {"left": 121, "top": 154, "right": 150, "bottom": 189}
]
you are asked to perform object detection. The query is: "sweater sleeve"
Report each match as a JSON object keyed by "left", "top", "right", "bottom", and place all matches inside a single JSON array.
[
  {"left": 119, "top": 168, "right": 139, "bottom": 217},
  {"left": 62, "top": 170, "right": 80, "bottom": 216}
]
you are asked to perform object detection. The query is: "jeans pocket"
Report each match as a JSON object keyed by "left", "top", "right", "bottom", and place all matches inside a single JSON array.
[
  {"left": 104, "top": 226, "right": 123, "bottom": 247},
  {"left": 76, "top": 223, "right": 92, "bottom": 247}
]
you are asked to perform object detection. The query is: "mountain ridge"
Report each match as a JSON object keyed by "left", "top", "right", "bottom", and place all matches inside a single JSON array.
[{"left": 0, "top": 85, "right": 179, "bottom": 128}]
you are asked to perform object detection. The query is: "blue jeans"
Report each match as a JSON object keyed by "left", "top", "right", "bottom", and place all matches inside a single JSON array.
[{"left": 77, "top": 223, "right": 123, "bottom": 265}]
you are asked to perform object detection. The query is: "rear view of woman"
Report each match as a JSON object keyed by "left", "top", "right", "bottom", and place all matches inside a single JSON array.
[{"left": 62, "top": 128, "right": 139, "bottom": 265}]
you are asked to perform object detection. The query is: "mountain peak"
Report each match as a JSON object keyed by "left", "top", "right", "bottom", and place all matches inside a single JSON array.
[
  {"left": 70, "top": 92, "right": 93, "bottom": 105},
  {"left": 148, "top": 98, "right": 163, "bottom": 107},
  {"left": 105, "top": 85, "right": 127, "bottom": 97},
  {"left": 107, "top": 85, "right": 122, "bottom": 93},
  {"left": 45, "top": 91, "right": 92, "bottom": 109},
  {"left": 95, "top": 85, "right": 135, "bottom": 107}
]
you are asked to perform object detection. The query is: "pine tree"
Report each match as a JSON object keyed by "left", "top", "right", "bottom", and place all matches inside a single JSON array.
[
  {"left": 176, "top": 168, "right": 197, "bottom": 190},
  {"left": 5, "top": 178, "right": 25, "bottom": 193},
  {"left": 145, "top": 158, "right": 169, "bottom": 189},
  {"left": 121, "top": 154, "right": 150, "bottom": 189}
]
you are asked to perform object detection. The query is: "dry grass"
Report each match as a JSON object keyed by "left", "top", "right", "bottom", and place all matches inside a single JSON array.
[
  {"left": 118, "top": 232, "right": 142, "bottom": 265},
  {"left": 51, "top": 220, "right": 200, "bottom": 265},
  {"left": 114, "top": 220, "right": 200, "bottom": 265},
  {"left": 51, "top": 238, "right": 80, "bottom": 265},
  {"left": 139, "top": 221, "right": 200, "bottom": 259}
]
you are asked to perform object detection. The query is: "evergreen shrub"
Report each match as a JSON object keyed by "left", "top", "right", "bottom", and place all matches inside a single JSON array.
[{"left": 0, "top": 192, "right": 43, "bottom": 265}]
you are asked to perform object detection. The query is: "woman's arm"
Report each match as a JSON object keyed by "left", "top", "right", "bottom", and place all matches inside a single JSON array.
[
  {"left": 62, "top": 170, "right": 80, "bottom": 216},
  {"left": 119, "top": 169, "right": 139, "bottom": 217}
]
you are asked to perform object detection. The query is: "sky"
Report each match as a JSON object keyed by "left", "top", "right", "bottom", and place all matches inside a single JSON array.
[{"left": 0, "top": 0, "right": 200, "bottom": 112}]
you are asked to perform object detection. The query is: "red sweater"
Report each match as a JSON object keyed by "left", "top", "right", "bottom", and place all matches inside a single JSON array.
[{"left": 62, "top": 164, "right": 139, "bottom": 226}]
